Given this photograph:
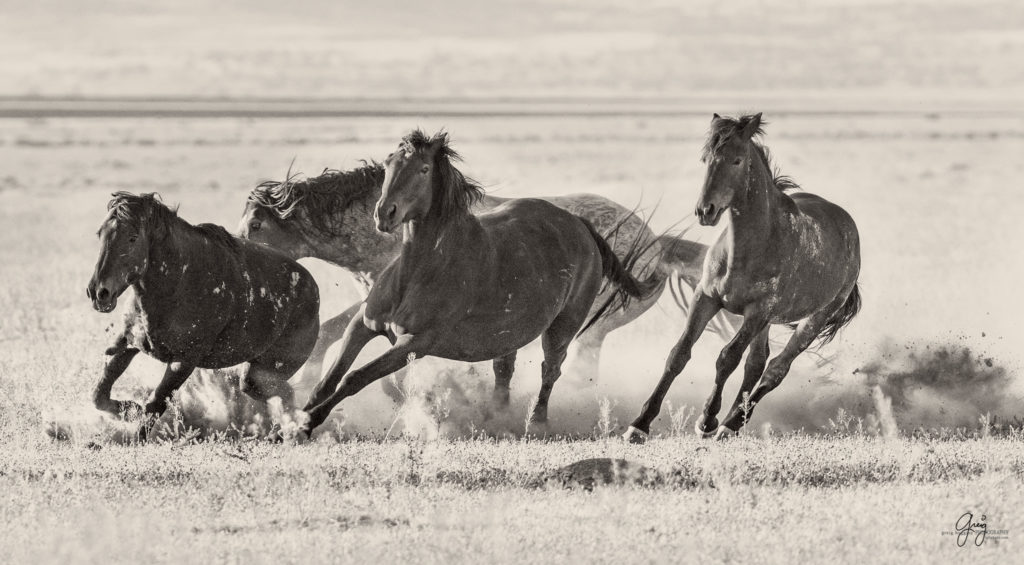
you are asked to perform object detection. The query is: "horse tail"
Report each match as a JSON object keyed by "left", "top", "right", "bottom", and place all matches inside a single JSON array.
[
  {"left": 816, "top": 283, "right": 862, "bottom": 346},
  {"left": 654, "top": 234, "right": 706, "bottom": 309},
  {"left": 655, "top": 234, "right": 740, "bottom": 339},
  {"left": 577, "top": 217, "right": 661, "bottom": 336}
]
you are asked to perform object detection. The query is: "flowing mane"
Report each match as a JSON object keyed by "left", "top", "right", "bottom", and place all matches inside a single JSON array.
[
  {"left": 106, "top": 191, "right": 238, "bottom": 249},
  {"left": 701, "top": 114, "right": 800, "bottom": 192},
  {"left": 247, "top": 162, "right": 385, "bottom": 235},
  {"left": 401, "top": 129, "right": 484, "bottom": 222}
]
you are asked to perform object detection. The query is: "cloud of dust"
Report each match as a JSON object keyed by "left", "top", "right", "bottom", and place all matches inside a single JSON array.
[{"left": 49, "top": 329, "right": 1022, "bottom": 443}]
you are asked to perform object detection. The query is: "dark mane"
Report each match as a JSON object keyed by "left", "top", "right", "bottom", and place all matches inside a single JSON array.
[
  {"left": 401, "top": 129, "right": 484, "bottom": 221},
  {"left": 107, "top": 191, "right": 178, "bottom": 232},
  {"left": 107, "top": 191, "right": 238, "bottom": 249},
  {"left": 247, "top": 162, "right": 385, "bottom": 235},
  {"left": 194, "top": 223, "right": 241, "bottom": 249},
  {"left": 701, "top": 114, "right": 800, "bottom": 192}
]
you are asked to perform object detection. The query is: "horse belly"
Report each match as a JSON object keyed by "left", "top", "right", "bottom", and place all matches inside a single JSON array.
[
  {"left": 769, "top": 257, "right": 855, "bottom": 324},
  {"left": 435, "top": 313, "right": 555, "bottom": 361}
]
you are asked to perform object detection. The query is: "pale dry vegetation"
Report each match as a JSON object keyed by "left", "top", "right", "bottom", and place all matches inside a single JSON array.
[{"left": 2, "top": 110, "right": 1024, "bottom": 563}]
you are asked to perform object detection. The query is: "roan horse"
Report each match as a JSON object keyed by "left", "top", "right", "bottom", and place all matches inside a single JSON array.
[
  {"left": 297, "top": 130, "right": 660, "bottom": 436},
  {"left": 86, "top": 192, "right": 320, "bottom": 433},
  {"left": 624, "top": 114, "right": 861, "bottom": 443},
  {"left": 238, "top": 161, "right": 737, "bottom": 398}
]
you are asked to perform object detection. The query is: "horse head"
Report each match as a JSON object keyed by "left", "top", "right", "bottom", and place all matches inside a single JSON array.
[
  {"left": 376, "top": 130, "right": 483, "bottom": 234},
  {"left": 696, "top": 112, "right": 764, "bottom": 226},
  {"left": 87, "top": 192, "right": 164, "bottom": 312}
]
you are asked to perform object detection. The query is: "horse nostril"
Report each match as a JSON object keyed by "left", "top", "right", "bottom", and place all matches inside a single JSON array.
[
  {"left": 387, "top": 204, "right": 397, "bottom": 220},
  {"left": 97, "top": 288, "right": 110, "bottom": 301}
]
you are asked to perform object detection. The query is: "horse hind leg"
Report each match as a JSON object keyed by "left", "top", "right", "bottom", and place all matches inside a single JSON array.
[
  {"left": 529, "top": 314, "right": 582, "bottom": 427},
  {"left": 696, "top": 313, "right": 769, "bottom": 437},
  {"left": 720, "top": 294, "right": 849, "bottom": 433},
  {"left": 492, "top": 351, "right": 517, "bottom": 408},
  {"left": 716, "top": 326, "right": 770, "bottom": 436}
]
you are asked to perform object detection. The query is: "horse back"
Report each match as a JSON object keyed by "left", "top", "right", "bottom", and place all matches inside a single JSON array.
[{"left": 478, "top": 198, "right": 601, "bottom": 281}]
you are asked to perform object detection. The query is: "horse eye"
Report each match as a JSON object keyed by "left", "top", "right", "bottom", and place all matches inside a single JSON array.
[
  {"left": 128, "top": 235, "right": 138, "bottom": 243},
  {"left": 249, "top": 221, "right": 261, "bottom": 232},
  {"left": 420, "top": 165, "right": 430, "bottom": 174},
  {"left": 733, "top": 157, "right": 743, "bottom": 165}
]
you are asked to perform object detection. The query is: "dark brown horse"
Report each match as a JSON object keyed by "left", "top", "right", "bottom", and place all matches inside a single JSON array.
[
  {"left": 238, "top": 163, "right": 738, "bottom": 398},
  {"left": 297, "top": 130, "right": 659, "bottom": 436},
  {"left": 624, "top": 114, "right": 861, "bottom": 442},
  {"left": 86, "top": 192, "right": 320, "bottom": 433}
]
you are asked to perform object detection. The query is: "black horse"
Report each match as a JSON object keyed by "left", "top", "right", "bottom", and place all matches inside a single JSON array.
[{"left": 86, "top": 192, "right": 320, "bottom": 432}]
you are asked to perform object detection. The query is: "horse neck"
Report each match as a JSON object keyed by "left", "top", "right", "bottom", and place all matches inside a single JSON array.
[
  {"left": 139, "top": 219, "right": 208, "bottom": 297},
  {"left": 305, "top": 187, "right": 400, "bottom": 277},
  {"left": 726, "top": 156, "right": 788, "bottom": 263},
  {"left": 398, "top": 208, "right": 482, "bottom": 279}
]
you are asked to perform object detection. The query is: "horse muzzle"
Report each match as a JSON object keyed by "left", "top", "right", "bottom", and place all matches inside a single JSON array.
[
  {"left": 91, "top": 293, "right": 118, "bottom": 313},
  {"left": 696, "top": 203, "right": 726, "bottom": 227},
  {"left": 374, "top": 203, "right": 399, "bottom": 234},
  {"left": 87, "top": 280, "right": 122, "bottom": 313}
]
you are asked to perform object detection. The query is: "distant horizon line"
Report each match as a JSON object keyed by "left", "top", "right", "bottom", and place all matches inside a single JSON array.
[{"left": 0, "top": 94, "right": 1018, "bottom": 119}]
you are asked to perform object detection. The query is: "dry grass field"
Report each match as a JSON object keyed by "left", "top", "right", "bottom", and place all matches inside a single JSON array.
[{"left": 2, "top": 0, "right": 1024, "bottom": 563}]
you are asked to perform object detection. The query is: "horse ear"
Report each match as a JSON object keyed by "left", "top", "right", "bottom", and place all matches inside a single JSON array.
[
  {"left": 712, "top": 113, "right": 721, "bottom": 122},
  {"left": 429, "top": 132, "right": 449, "bottom": 154},
  {"left": 741, "top": 112, "right": 763, "bottom": 139}
]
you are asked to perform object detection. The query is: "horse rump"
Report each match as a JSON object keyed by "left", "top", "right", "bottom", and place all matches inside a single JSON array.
[{"left": 815, "top": 283, "right": 862, "bottom": 346}]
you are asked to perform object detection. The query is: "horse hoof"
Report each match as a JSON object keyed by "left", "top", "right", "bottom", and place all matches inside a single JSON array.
[
  {"left": 622, "top": 426, "right": 648, "bottom": 445},
  {"left": 694, "top": 416, "right": 718, "bottom": 439},
  {"left": 713, "top": 426, "right": 738, "bottom": 441}
]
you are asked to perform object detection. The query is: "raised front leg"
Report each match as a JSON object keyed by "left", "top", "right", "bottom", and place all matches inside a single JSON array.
[
  {"left": 624, "top": 290, "right": 721, "bottom": 443},
  {"left": 492, "top": 351, "right": 517, "bottom": 407},
  {"left": 295, "top": 302, "right": 362, "bottom": 387},
  {"left": 305, "top": 304, "right": 380, "bottom": 410},
  {"left": 302, "top": 334, "right": 421, "bottom": 435},
  {"left": 695, "top": 312, "right": 769, "bottom": 437},
  {"left": 93, "top": 335, "right": 141, "bottom": 418}
]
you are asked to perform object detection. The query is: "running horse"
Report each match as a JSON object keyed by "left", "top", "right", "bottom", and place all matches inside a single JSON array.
[
  {"left": 298, "top": 130, "right": 660, "bottom": 436},
  {"left": 86, "top": 192, "right": 320, "bottom": 433},
  {"left": 624, "top": 113, "right": 861, "bottom": 442},
  {"left": 238, "top": 163, "right": 738, "bottom": 397}
]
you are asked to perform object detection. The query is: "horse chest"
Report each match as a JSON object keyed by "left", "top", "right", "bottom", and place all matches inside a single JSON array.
[{"left": 125, "top": 294, "right": 232, "bottom": 362}]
